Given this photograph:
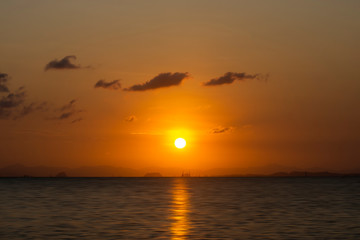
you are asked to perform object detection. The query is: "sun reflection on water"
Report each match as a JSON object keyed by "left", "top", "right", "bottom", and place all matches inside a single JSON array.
[{"left": 170, "top": 178, "right": 190, "bottom": 240}]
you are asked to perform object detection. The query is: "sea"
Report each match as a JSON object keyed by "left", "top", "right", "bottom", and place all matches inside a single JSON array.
[{"left": 0, "top": 177, "right": 359, "bottom": 239}]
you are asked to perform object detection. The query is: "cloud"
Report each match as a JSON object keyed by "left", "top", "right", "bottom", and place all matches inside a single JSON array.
[
  {"left": 56, "top": 99, "right": 83, "bottom": 121},
  {"left": 124, "top": 72, "right": 189, "bottom": 91},
  {"left": 0, "top": 88, "right": 26, "bottom": 109},
  {"left": 94, "top": 79, "right": 121, "bottom": 90},
  {"left": 125, "top": 115, "right": 137, "bottom": 122},
  {"left": 0, "top": 73, "right": 9, "bottom": 93},
  {"left": 17, "top": 103, "right": 36, "bottom": 118},
  {"left": 13, "top": 101, "right": 49, "bottom": 120},
  {"left": 0, "top": 73, "right": 41, "bottom": 120},
  {"left": 44, "top": 55, "right": 83, "bottom": 71},
  {"left": 0, "top": 87, "right": 26, "bottom": 119},
  {"left": 0, "top": 73, "right": 80, "bottom": 121},
  {"left": 59, "top": 99, "right": 76, "bottom": 111},
  {"left": 71, "top": 118, "right": 83, "bottom": 124},
  {"left": 0, "top": 74, "right": 27, "bottom": 119},
  {"left": 59, "top": 111, "right": 75, "bottom": 119},
  {"left": 0, "top": 108, "right": 11, "bottom": 119},
  {"left": 210, "top": 126, "right": 232, "bottom": 134},
  {"left": 203, "top": 72, "right": 266, "bottom": 86}
]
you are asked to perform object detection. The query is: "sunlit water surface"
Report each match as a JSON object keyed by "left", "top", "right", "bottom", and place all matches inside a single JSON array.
[{"left": 0, "top": 177, "right": 359, "bottom": 239}]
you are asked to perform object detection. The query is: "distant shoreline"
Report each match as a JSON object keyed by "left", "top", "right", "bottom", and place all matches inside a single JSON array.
[
  {"left": 1, "top": 164, "right": 359, "bottom": 178},
  {"left": 1, "top": 174, "right": 360, "bottom": 178}
]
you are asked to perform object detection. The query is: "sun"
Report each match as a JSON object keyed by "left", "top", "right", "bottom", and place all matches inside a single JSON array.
[{"left": 175, "top": 138, "right": 186, "bottom": 149}]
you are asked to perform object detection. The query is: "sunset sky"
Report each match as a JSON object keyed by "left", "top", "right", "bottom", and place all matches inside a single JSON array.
[{"left": 1, "top": 0, "right": 359, "bottom": 173}]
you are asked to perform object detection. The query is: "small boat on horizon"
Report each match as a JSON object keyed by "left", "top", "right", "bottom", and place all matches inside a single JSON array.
[{"left": 181, "top": 171, "right": 191, "bottom": 177}]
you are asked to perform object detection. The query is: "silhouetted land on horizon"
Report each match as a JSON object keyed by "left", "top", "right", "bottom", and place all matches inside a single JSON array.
[
  {"left": 215, "top": 172, "right": 360, "bottom": 178},
  {"left": 0, "top": 164, "right": 359, "bottom": 178},
  {"left": 144, "top": 172, "right": 163, "bottom": 177}
]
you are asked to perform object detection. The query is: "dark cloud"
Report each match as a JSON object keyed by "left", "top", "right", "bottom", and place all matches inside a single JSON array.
[
  {"left": 0, "top": 73, "right": 33, "bottom": 119},
  {"left": 71, "top": 118, "right": 83, "bottom": 124},
  {"left": 16, "top": 103, "right": 36, "bottom": 119},
  {"left": 0, "top": 73, "right": 9, "bottom": 93},
  {"left": 0, "top": 72, "right": 78, "bottom": 121},
  {"left": 0, "top": 108, "right": 11, "bottom": 119},
  {"left": 44, "top": 55, "right": 82, "bottom": 71},
  {"left": 203, "top": 72, "right": 266, "bottom": 86},
  {"left": 0, "top": 88, "right": 26, "bottom": 119},
  {"left": 56, "top": 99, "right": 83, "bottom": 121},
  {"left": 124, "top": 72, "right": 189, "bottom": 91},
  {"left": 0, "top": 89, "right": 26, "bottom": 109},
  {"left": 59, "top": 99, "right": 76, "bottom": 112},
  {"left": 125, "top": 115, "right": 137, "bottom": 122},
  {"left": 59, "top": 111, "right": 75, "bottom": 119},
  {"left": 94, "top": 79, "right": 121, "bottom": 90},
  {"left": 36, "top": 101, "right": 50, "bottom": 112},
  {"left": 211, "top": 127, "right": 231, "bottom": 134},
  {"left": 13, "top": 101, "right": 49, "bottom": 120}
]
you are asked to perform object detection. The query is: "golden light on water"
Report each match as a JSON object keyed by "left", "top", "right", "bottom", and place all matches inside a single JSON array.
[{"left": 170, "top": 179, "right": 189, "bottom": 239}]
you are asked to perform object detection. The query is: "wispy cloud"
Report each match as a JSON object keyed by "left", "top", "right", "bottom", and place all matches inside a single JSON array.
[
  {"left": 210, "top": 126, "right": 232, "bottom": 134},
  {"left": 13, "top": 101, "right": 49, "bottom": 120},
  {"left": 94, "top": 79, "right": 121, "bottom": 90},
  {"left": 0, "top": 108, "right": 11, "bottom": 119},
  {"left": 0, "top": 73, "right": 47, "bottom": 120},
  {"left": 0, "top": 73, "right": 82, "bottom": 121},
  {"left": 0, "top": 87, "right": 26, "bottom": 119},
  {"left": 59, "top": 99, "right": 76, "bottom": 112},
  {"left": 124, "top": 72, "right": 189, "bottom": 91},
  {"left": 58, "top": 112, "right": 75, "bottom": 120},
  {"left": 0, "top": 88, "right": 26, "bottom": 109},
  {"left": 0, "top": 73, "right": 9, "bottom": 93},
  {"left": 125, "top": 115, "right": 137, "bottom": 122},
  {"left": 44, "top": 55, "right": 89, "bottom": 71},
  {"left": 0, "top": 88, "right": 26, "bottom": 119},
  {"left": 71, "top": 118, "right": 83, "bottom": 124},
  {"left": 56, "top": 99, "right": 83, "bottom": 121},
  {"left": 203, "top": 72, "right": 267, "bottom": 86}
]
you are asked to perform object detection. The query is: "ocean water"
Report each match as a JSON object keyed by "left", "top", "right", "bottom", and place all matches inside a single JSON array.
[{"left": 0, "top": 177, "right": 359, "bottom": 239}]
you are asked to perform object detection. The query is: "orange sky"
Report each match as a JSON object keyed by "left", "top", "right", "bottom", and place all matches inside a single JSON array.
[{"left": 0, "top": 0, "right": 360, "bottom": 173}]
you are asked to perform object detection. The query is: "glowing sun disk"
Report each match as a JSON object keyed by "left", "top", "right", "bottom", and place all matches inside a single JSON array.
[{"left": 175, "top": 138, "right": 186, "bottom": 149}]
